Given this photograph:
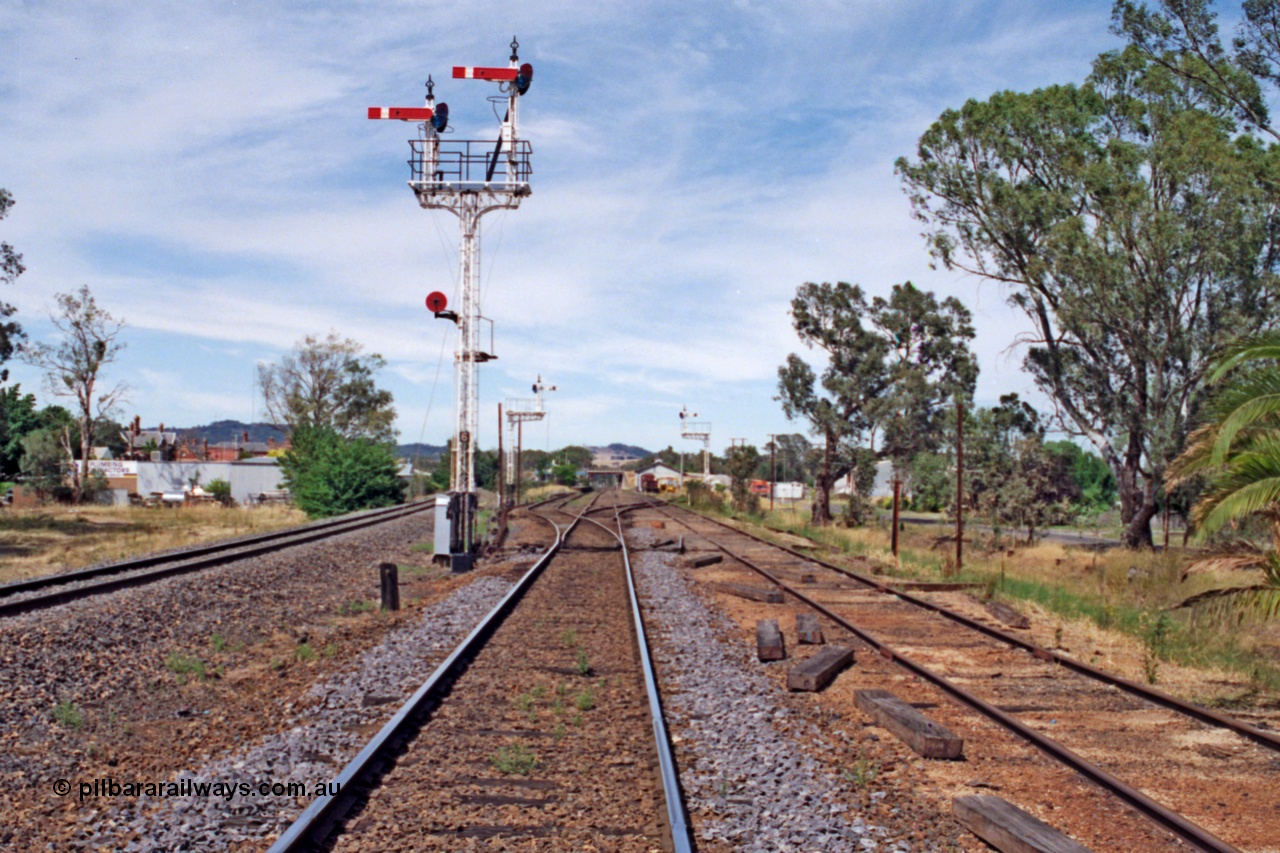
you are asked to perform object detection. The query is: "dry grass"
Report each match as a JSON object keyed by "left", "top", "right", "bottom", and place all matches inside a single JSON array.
[
  {"left": 727, "top": 502, "right": 1280, "bottom": 696},
  {"left": 0, "top": 503, "right": 309, "bottom": 585}
]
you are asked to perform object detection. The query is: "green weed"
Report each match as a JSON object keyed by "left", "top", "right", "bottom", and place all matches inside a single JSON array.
[
  {"left": 339, "top": 599, "right": 375, "bottom": 616},
  {"left": 53, "top": 699, "right": 85, "bottom": 730},
  {"left": 840, "top": 750, "right": 879, "bottom": 787},
  {"left": 490, "top": 743, "right": 539, "bottom": 775},
  {"left": 164, "top": 652, "right": 207, "bottom": 684}
]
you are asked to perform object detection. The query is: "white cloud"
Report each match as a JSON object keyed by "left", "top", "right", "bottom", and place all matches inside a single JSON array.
[{"left": 3, "top": 0, "right": 1119, "bottom": 450}]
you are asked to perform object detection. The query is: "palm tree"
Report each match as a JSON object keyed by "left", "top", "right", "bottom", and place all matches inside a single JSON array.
[{"left": 1166, "top": 331, "right": 1280, "bottom": 620}]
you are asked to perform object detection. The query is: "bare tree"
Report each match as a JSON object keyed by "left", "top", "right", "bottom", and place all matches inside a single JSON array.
[
  {"left": 20, "top": 285, "right": 127, "bottom": 501},
  {"left": 257, "top": 332, "right": 397, "bottom": 443}
]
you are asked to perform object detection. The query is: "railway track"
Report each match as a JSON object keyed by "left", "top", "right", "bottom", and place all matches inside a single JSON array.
[
  {"left": 0, "top": 501, "right": 432, "bottom": 618},
  {"left": 268, "top": 490, "right": 693, "bottom": 851},
  {"left": 647, "top": 499, "right": 1280, "bottom": 852}
]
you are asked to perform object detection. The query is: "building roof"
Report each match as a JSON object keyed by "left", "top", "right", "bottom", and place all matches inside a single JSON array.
[
  {"left": 129, "top": 430, "right": 177, "bottom": 448},
  {"left": 636, "top": 462, "right": 681, "bottom": 478}
]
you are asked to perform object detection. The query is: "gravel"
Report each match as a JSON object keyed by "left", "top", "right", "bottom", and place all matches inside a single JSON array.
[
  {"left": 631, "top": 528, "right": 931, "bottom": 852},
  {"left": 71, "top": 574, "right": 516, "bottom": 851},
  {"left": 0, "top": 506, "right": 424, "bottom": 609}
]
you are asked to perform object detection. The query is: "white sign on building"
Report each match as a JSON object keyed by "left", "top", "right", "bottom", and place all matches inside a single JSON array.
[{"left": 87, "top": 460, "right": 138, "bottom": 477}]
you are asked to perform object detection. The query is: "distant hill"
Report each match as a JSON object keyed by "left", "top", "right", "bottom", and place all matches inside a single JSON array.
[
  {"left": 397, "top": 442, "right": 447, "bottom": 461},
  {"left": 170, "top": 421, "right": 444, "bottom": 460},
  {"left": 171, "top": 420, "right": 286, "bottom": 443},
  {"left": 602, "top": 442, "right": 651, "bottom": 459}
]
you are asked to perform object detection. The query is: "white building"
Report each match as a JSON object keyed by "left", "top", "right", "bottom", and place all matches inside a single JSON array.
[{"left": 832, "top": 460, "right": 895, "bottom": 498}]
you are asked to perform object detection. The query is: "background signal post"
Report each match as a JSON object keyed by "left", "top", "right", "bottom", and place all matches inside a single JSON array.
[
  {"left": 679, "top": 406, "right": 712, "bottom": 480},
  {"left": 370, "top": 38, "right": 534, "bottom": 572},
  {"left": 505, "top": 375, "right": 556, "bottom": 506}
]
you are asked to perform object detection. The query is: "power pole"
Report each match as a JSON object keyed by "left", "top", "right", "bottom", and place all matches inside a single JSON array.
[
  {"left": 767, "top": 433, "right": 777, "bottom": 513},
  {"left": 891, "top": 477, "right": 901, "bottom": 558},
  {"left": 497, "top": 403, "right": 504, "bottom": 510},
  {"left": 956, "top": 398, "right": 964, "bottom": 574},
  {"left": 370, "top": 39, "right": 534, "bottom": 573}
]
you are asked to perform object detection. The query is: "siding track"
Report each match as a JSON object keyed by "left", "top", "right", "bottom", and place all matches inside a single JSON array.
[
  {"left": 0, "top": 502, "right": 432, "bottom": 618},
  {"left": 649, "top": 499, "right": 1280, "bottom": 852}
]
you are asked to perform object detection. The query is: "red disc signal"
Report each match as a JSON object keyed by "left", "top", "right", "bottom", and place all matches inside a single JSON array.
[{"left": 426, "top": 291, "right": 448, "bottom": 312}]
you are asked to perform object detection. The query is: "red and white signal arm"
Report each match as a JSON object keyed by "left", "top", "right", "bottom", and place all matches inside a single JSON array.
[
  {"left": 368, "top": 107, "right": 435, "bottom": 121},
  {"left": 426, "top": 292, "right": 449, "bottom": 312},
  {"left": 452, "top": 66, "right": 518, "bottom": 81}
]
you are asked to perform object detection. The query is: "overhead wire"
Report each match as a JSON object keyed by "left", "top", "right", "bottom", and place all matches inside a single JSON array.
[{"left": 417, "top": 212, "right": 462, "bottom": 453}]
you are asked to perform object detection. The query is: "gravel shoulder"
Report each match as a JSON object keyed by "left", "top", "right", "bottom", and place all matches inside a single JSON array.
[
  {"left": 0, "top": 510, "right": 534, "bottom": 850},
  {"left": 628, "top": 519, "right": 965, "bottom": 851}
]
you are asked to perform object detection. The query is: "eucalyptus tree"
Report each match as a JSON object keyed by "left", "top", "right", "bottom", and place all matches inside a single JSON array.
[
  {"left": 0, "top": 188, "right": 25, "bottom": 384},
  {"left": 897, "top": 45, "right": 1280, "bottom": 547},
  {"left": 763, "top": 433, "right": 811, "bottom": 484},
  {"left": 20, "top": 286, "right": 127, "bottom": 502},
  {"left": 776, "top": 281, "right": 976, "bottom": 524},
  {"left": 1114, "top": 0, "right": 1280, "bottom": 141},
  {"left": 258, "top": 332, "right": 397, "bottom": 444},
  {"left": 724, "top": 443, "right": 762, "bottom": 513},
  {"left": 870, "top": 281, "right": 978, "bottom": 478},
  {"left": 777, "top": 282, "right": 889, "bottom": 524}
]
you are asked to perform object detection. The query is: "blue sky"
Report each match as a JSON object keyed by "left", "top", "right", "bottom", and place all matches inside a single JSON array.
[{"left": 1, "top": 0, "right": 1126, "bottom": 455}]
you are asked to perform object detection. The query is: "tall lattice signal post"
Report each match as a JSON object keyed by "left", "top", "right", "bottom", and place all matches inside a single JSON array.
[
  {"left": 506, "top": 375, "right": 556, "bottom": 505},
  {"left": 370, "top": 38, "right": 534, "bottom": 572},
  {"left": 678, "top": 406, "right": 712, "bottom": 479}
]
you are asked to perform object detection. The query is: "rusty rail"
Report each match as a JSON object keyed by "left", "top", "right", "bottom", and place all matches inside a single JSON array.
[{"left": 650, "top": 500, "right": 1243, "bottom": 853}]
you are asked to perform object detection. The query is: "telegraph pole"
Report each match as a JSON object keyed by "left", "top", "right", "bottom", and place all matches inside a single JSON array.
[
  {"left": 892, "top": 477, "right": 901, "bottom": 558},
  {"left": 497, "top": 403, "right": 504, "bottom": 510},
  {"left": 956, "top": 398, "right": 964, "bottom": 573},
  {"left": 767, "top": 433, "right": 778, "bottom": 513}
]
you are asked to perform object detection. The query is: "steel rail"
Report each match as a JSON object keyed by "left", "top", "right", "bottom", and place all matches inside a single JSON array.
[
  {"left": 650, "top": 501, "right": 1242, "bottom": 853},
  {"left": 267, "top": 491, "right": 597, "bottom": 853},
  {"left": 680, "top": 503, "right": 1280, "bottom": 755},
  {"left": 0, "top": 502, "right": 433, "bottom": 619},
  {"left": 575, "top": 493, "right": 694, "bottom": 853}
]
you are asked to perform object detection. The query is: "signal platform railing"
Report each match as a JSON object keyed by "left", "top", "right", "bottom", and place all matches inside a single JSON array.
[{"left": 409, "top": 138, "right": 532, "bottom": 188}]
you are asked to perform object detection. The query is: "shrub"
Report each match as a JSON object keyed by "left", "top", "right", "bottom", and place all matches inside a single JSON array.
[
  {"left": 278, "top": 426, "right": 406, "bottom": 518},
  {"left": 685, "top": 480, "right": 723, "bottom": 512},
  {"left": 205, "top": 478, "right": 233, "bottom": 504}
]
